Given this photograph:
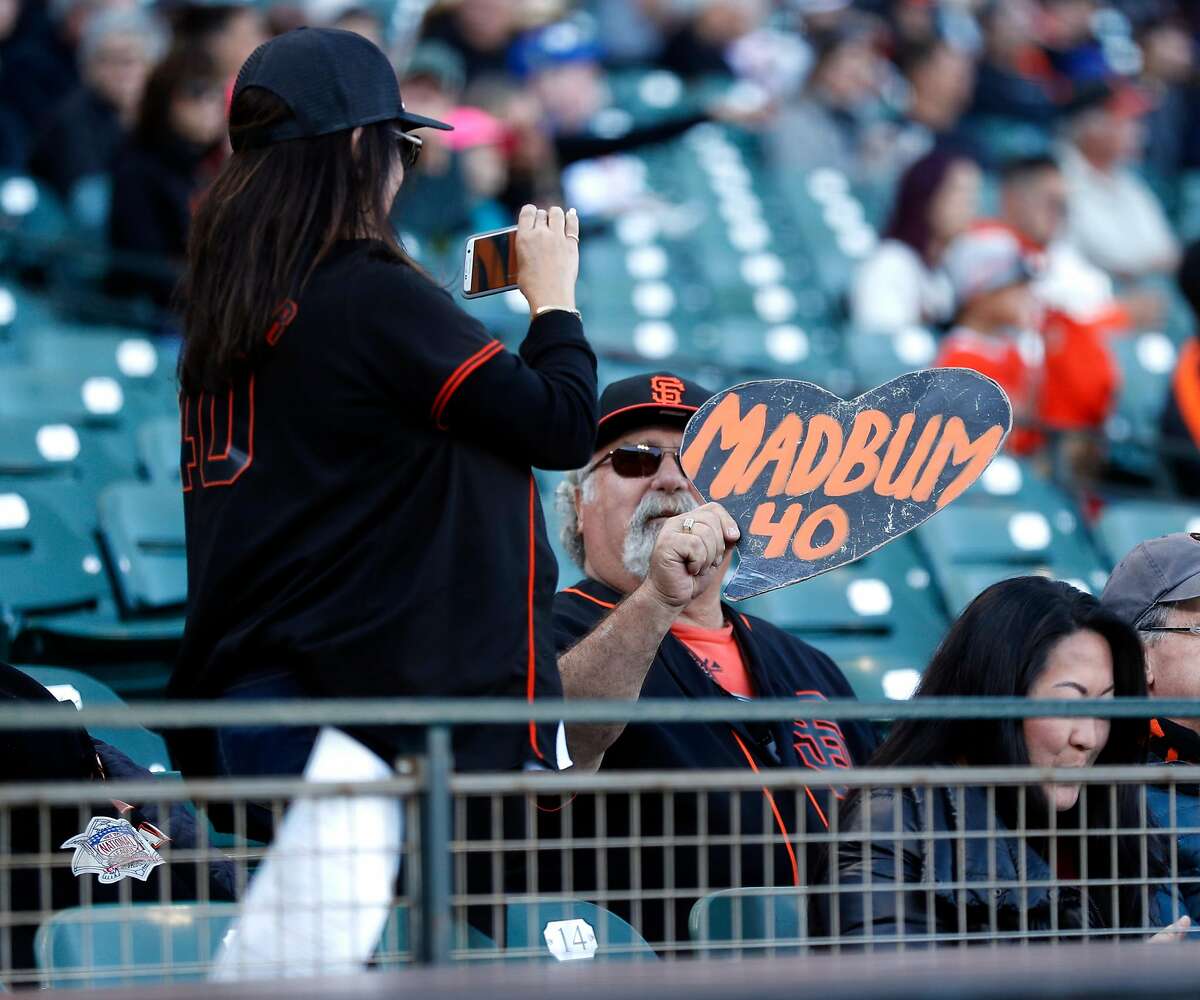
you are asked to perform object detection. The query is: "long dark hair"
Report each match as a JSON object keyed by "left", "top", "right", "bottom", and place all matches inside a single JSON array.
[
  {"left": 179, "top": 87, "right": 413, "bottom": 393},
  {"left": 866, "top": 576, "right": 1158, "bottom": 929},
  {"left": 882, "top": 146, "right": 967, "bottom": 264}
]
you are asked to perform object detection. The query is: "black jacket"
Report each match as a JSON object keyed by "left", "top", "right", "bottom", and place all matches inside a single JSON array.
[
  {"left": 820, "top": 783, "right": 1182, "bottom": 947},
  {"left": 546, "top": 577, "right": 877, "bottom": 944},
  {"left": 170, "top": 241, "right": 596, "bottom": 774}
]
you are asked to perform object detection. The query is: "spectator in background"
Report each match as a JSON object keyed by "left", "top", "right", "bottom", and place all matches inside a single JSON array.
[
  {"left": 420, "top": 0, "right": 522, "bottom": 84},
  {"left": 391, "top": 42, "right": 473, "bottom": 243},
  {"left": 0, "top": 0, "right": 123, "bottom": 166},
  {"left": 850, "top": 147, "right": 980, "bottom": 333},
  {"left": 821, "top": 576, "right": 1189, "bottom": 945},
  {"left": 331, "top": 5, "right": 384, "bottom": 49},
  {"left": 970, "top": 0, "right": 1060, "bottom": 125},
  {"left": 861, "top": 38, "right": 975, "bottom": 182},
  {"left": 28, "top": 8, "right": 166, "bottom": 200},
  {"left": 168, "top": 2, "right": 268, "bottom": 84},
  {"left": 1058, "top": 82, "right": 1180, "bottom": 279},
  {"left": 1102, "top": 532, "right": 1200, "bottom": 920},
  {"left": 767, "top": 12, "right": 884, "bottom": 180},
  {"left": 658, "top": 0, "right": 766, "bottom": 80},
  {"left": 1137, "top": 16, "right": 1196, "bottom": 181},
  {"left": 1162, "top": 240, "right": 1200, "bottom": 496},
  {"left": 107, "top": 47, "right": 226, "bottom": 308},
  {"left": 1040, "top": 0, "right": 1109, "bottom": 86},
  {"left": 444, "top": 106, "right": 511, "bottom": 232},
  {"left": 551, "top": 372, "right": 877, "bottom": 945},
  {"left": 934, "top": 226, "right": 1045, "bottom": 450}
]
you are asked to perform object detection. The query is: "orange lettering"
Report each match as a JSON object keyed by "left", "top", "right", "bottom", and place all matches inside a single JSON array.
[
  {"left": 792, "top": 503, "right": 850, "bottom": 560},
  {"left": 680, "top": 392, "right": 767, "bottom": 500},
  {"left": 875, "top": 414, "right": 942, "bottom": 500},
  {"left": 910, "top": 417, "right": 1006, "bottom": 507},
  {"left": 785, "top": 414, "right": 843, "bottom": 495},
  {"left": 824, "top": 410, "right": 891, "bottom": 497},
  {"left": 736, "top": 414, "right": 803, "bottom": 497},
  {"left": 749, "top": 501, "right": 804, "bottom": 558}
]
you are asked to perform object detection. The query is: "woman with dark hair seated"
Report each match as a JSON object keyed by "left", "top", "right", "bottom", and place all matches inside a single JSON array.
[{"left": 820, "top": 576, "right": 1190, "bottom": 946}]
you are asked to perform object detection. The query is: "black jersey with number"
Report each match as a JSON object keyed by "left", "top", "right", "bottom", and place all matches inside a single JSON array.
[{"left": 168, "top": 240, "right": 596, "bottom": 773}]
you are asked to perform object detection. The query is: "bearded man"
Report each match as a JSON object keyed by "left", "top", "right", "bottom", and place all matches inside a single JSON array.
[{"left": 550, "top": 372, "right": 876, "bottom": 946}]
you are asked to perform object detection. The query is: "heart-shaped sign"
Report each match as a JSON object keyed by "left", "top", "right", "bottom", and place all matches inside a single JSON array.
[{"left": 680, "top": 369, "right": 1012, "bottom": 600}]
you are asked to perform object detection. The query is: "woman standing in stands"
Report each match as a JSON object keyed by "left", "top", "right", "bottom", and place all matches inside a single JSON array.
[
  {"left": 170, "top": 28, "right": 594, "bottom": 798},
  {"left": 107, "top": 46, "right": 226, "bottom": 308},
  {"left": 821, "top": 576, "right": 1190, "bottom": 945},
  {"left": 849, "top": 147, "right": 980, "bottom": 334}
]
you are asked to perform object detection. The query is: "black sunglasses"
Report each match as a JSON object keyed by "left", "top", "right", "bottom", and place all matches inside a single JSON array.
[
  {"left": 584, "top": 444, "right": 685, "bottom": 480},
  {"left": 394, "top": 128, "right": 423, "bottom": 169}
]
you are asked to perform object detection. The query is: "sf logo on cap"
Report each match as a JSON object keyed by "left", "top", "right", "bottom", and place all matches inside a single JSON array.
[{"left": 650, "top": 376, "right": 685, "bottom": 406}]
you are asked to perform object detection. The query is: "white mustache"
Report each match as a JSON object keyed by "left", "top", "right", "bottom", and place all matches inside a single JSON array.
[{"left": 627, "top": 491, "right": 698, "bottom": 533}]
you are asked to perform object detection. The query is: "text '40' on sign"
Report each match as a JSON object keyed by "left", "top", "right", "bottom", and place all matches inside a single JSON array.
[{"left": 680, "top": 369, "right": 1013, "bottom": 601}]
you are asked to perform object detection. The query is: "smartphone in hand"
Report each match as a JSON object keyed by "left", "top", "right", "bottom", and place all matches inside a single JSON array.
[{"left": 463, "top": 225, "right": 518, "bottom": 298}]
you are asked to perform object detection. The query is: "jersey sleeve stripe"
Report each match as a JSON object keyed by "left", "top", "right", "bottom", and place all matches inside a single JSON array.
[
  {"left": 561, "top": 587, "right": 617, "bottom": 610},
  {"left": 431, "top": 339, "right": 504, "bottom": 429}
]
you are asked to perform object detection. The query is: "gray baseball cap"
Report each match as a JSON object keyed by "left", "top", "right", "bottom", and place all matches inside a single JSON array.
[{"left": 1100, "top": 532, "right": 1200, "bottom": 629}]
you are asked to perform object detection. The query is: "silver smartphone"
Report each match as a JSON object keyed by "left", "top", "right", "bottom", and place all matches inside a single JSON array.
[{"left": 463, "top": 225, "right": 519, "bottom": 298}]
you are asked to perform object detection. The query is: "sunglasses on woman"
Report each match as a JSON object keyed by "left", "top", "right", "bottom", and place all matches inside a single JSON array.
[
  {"left": 394, "top": 128, "right": 423, "bottom": 170},
  {"left": 583, "top": 443, "right": 685, "bottom": 480}
]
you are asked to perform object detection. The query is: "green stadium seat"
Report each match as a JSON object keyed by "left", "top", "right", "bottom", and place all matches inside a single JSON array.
[
  {"left": 916, "top": 503, "right": 1108, "bottom": 615},
  {"left": 0, "top": 173, "right": 68, "bottom": 272},
  {"left": 34, "top": 902, "right": 237, "bottom": 990},
  {"left": 1095, "top": 501, "right": 1200, "bottom": 567},
  {"left": 846, "top": 327, "right": 938, "bottom": 392},
  {"left": 97, "top": 482, "right": 186, "bottom": 613},
  {"left": 374, "top": 905, "right": 496, "bottom": 967},
  {"left": 136, "top": 416, "right": 181, "bottom": 483},
  {"left": 736, "top": 558, "right": 945, "bottom": 700},
  {"left": 0, "top": 489, "right": 108, "bottom": 618},
  {"left": 688, "top": 887, "right": 804, "bottom": 956},
  {"left": 1106, "top": 332, "right": 1178, "bottom": 484},
  {"left": 17, "top": 665, "right": 171, "bottom": 772},
  {"left": 504, "top": 899, "right": 658, "bottom": 961}
]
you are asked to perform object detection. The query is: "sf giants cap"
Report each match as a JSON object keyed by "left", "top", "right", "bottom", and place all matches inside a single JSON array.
[
  {"left": 596, "top": 372, "right": 713, "bottom": 450},
  {"left": 1101, "top": 532, "right": 1200, "bottom": 629},
  {"left": 232, "top": 27, "right": 452, "bottom": 149}
]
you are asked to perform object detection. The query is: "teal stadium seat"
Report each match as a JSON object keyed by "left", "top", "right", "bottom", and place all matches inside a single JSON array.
[
  {"left": 1095, "top": 501, "right": 1200, "bottom": 567},
  {"left": 688, "top": 887, "right": 804, "bottom": 956},
  {"left": 374, "top": 905, "right": 496, "bottom": 967},
  {"left": 97, "top": 482, "right": 186, "bottom": 613},
  {"left": 17, "top": 665, "right": 171, "bottom": 772},
  {"left": 735, "top": 550, "right": 945, "bottom": 701},
  {"left": 34, "top": 903, "right": 237, "bottom": 990},
  {"left": 1107, "top": 332, "right": 1179, "bottom": 484},
  {"left": 136, "top": 416, "right": 181, "bottom": 483},
  {"left": 917, "top": 502, "right": 1109, "bottom": 615},
  {"left": 504, "top": 899, "right": 658, "bottom": 961}
]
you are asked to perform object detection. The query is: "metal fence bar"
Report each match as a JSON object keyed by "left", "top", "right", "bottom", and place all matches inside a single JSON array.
[{"left": 2, "top": 695, "right": 1199, "bottom": 729}]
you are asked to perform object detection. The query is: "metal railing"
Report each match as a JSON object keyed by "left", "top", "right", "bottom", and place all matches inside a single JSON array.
[{"left": 2, "top": 696, "right": 1199, "bottom": 989}]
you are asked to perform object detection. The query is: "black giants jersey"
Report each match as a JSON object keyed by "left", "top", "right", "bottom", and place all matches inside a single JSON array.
[
  {"left": 168, "top": 240, "right": 596, "bottom": 773},
  {"left": 549, "top": 576, "right": 879, "bottom": 943}
]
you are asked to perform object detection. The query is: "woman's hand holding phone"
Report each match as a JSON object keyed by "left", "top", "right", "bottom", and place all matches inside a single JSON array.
[{"left": 515, "top": 204, "right": 580, "bottom": 316}]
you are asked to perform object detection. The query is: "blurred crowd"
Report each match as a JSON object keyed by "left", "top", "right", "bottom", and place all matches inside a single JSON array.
[{"left": 3, "top": 0, "right": 1200, "bottom": 490}]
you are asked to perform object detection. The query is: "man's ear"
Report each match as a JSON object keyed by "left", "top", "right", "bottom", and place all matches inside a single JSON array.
[
  {"left": 1145, "top": 653, "right": 1156, "bottom": 693},
  {"left": 350, "top": 126, "right": 362, "bottom": 154}
]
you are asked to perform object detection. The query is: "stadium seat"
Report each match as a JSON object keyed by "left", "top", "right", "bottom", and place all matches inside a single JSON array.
[
  {"left": 1095, "top": 500, "right": 1200, "bottom": 567},
  {"left": 846, "top": 327, "right": 938, "bottom": 392},
  {"left": 135, "top": 416, "right": 181, "bottom": 483},
  {"left": 33, "top": 902, "right": 237, "bottom": 990},
  {"left": 1106, "top": 332, "right": 1178, "bottom": 485},
  {"left": 374, "top": 905, "right": 496, "bottom": 967},
  {"left": 17, "top": 665, "right": 171, "bottom": 773},
  {"left": 916, "top": 503, "right": 1109, "bottom": 615},
  {"left": 688, "top": 887, "right": 804, "bottom": 956},
  {"left": 97, "top": 482, "right": 186, "bottom": 613},
  {"left": 504, "top": 899, "right": 658, "bottom": 961}
]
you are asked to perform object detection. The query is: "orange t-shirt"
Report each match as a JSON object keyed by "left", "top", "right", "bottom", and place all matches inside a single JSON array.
[{"left": 670, "top": 621, "right": 756, "bottom": 699}]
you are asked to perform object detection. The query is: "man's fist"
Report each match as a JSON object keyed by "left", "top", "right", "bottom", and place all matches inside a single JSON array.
[{"left": 641, "top": 502, "right": 741, "bottom": 610}]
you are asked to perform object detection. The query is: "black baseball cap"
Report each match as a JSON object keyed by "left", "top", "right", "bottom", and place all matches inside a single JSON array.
[
  {"left": 232, "top": 27, "right": 453, "bottom": 149},
  {"left": 596, "top": 372, "right": 713, "bottom": 450}
]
